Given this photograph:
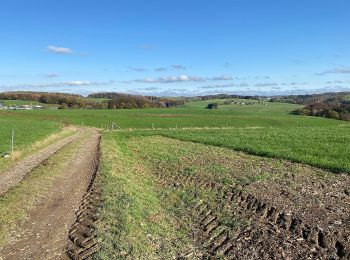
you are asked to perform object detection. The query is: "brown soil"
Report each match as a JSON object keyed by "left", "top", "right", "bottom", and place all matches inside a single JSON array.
[
  {"left": 147, "top": 138, "right": 350, "bottom": 259},
  {"left": 0, "top": 129, "right": 81, "bottom": 196},
  {"left": 0, "top": 128, "right": 101, "bottom": 259}
]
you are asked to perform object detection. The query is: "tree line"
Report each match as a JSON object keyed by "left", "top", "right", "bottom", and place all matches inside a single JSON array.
[
  {"left": 0, "top": 91, "right": 185, "bottom": 109},
  {"left": 293, "top": 100, "right": 350, "bottom": 121},
  {"left": 269, "top": 92, "right": 350, "bottom": 105}
]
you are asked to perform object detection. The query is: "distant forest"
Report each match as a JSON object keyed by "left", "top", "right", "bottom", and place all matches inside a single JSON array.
[
  {"left": 282, "top": 92, "right": 350, "bottom": 121},
  {"left": 0, "top": 91, "right": 185, "bottom": 109},
  {"left": 269, "top": 92, "right": 350, "bottom": 105}
]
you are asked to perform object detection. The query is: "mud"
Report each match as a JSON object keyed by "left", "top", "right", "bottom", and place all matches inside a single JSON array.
[
  {"left": 66, "top": 148, "right": 101, "bottom": 259},
  {"left": 154, "top": 161, "right": 350, "bottom": 259},
  {"left": 0, "top": 129, "right": 101, "bottom": 260}
]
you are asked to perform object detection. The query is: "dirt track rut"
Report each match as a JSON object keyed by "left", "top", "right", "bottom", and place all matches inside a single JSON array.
[
  {"left": 0, "top": 129, "right": 81, "bottom": 196},
  {"left": 0, "top": 128, "right": 101, "bottom": 259}
]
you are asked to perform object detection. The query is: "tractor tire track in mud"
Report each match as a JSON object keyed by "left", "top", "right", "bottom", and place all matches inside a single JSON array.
[
  {"left": 0, "top": 129, "right": 102, "bottom": 260},
  {"left": 66, "top": 142, "right": 101, "bottom": 259},
  {"left": 154, "top": 170, "right": 350, "bottom": 259}
]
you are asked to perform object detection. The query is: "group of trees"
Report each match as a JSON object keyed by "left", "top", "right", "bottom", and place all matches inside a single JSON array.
[
  {"left": 0, "top": 91, "right": 106, "bottom": 109},
  {"left": 205, "top": 103, "right": 219, "bottom": 109},
  {"left": 270, "top": 92, "right": 350, "bottom": 105},
  {"left": 0, "top": 91, "right": 186, "bottom": 109},
  {"left": 294, "top": 101, "right": 350, "bottom": 121},
  {"left": 90, "top": 92, "right": 185, "bottom": 109},
  {"left": 196, "top": 94, "right": 262, "bottom": 101},
  {"left": 107, "top": 95, "right": 160, "bottom": 109}
]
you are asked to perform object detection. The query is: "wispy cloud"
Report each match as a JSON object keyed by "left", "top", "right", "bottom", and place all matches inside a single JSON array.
[
  {"left": 135, "top": 75, "right": 205, "bottom": 83},
  {"left": 44, "top": 72, "right": 60, "bottom": 78},
  {"left": 45, "top": 45, "right": 73, "bottom": 55},
  {"left": 134, "top": 74, "right": 233, "bottom": 84},
  {"left": 154, "top": 65, "right": 187, "bottom": 72},
  {"left": 154, "top": 67, "right": 168, "bottom": 72},
  {"left": 210, "top": 75, "right": 233, "bottom": 81},
  {"left": 280, "top": 82, "right": 308, "bottom": 86},
  {"left": 326, "top": 80, "right": 343, "bottom": 84},
  {"left": 254, "top": 82, "right": 278, "bottom": 87},
  {"left": 141, "top": 87, "right": 159, "bottom": 91},
  {"left": 254, "top": 76, "right": 271, "bottom": 79},
  {"left": 316, "top": 67, "right": 350, "bottom": 75},
  {"left": 0, "top": 80, "right": 115, "bottom": 88},
  {"left": 199, "top": 84, "right": 235, "bottom": 89},
  {"left": 129, "top": 67, "right": 148, "bottom": 72},
  {"left": 170, "top": 65, "right": 186, "bottom": 70}
]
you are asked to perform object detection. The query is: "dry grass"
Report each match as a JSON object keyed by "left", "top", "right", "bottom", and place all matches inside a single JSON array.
[{"left": 0, "top": 127, "right": 76, "bottom": 173}]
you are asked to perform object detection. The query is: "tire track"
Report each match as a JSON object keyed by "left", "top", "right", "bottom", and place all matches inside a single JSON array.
[
  {"left": 66, "top": 141, "right": 101, "bottom": 259},
  {"left": 0, "top": 129, "right": 101, "bottom": 260},
  {"left": 0, "top": 129, "right": 81, "bottom": 196},
  {"left": 154, "top": 170, "right": 350, "bottom": 259}
]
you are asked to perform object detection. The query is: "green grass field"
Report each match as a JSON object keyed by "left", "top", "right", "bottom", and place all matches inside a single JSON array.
[
  {"left": 1, "top": 98, "right": 349, "bottom": 258},
  {"left": 151, "top": 126, "right": 350, "bottom": 173},
  {"left": 0, "top": 113, "right": 62, "bottom": 153},
  {"left": 3, "top": 99, "right": 349, "bottom": 173},
  {"left": 4, "top": 100, "right": 345, "bottom": 129}
]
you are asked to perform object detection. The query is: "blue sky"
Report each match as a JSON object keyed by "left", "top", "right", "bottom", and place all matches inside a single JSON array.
[{"left": 0, "top": 0, "right": 349, "bottom": 96}]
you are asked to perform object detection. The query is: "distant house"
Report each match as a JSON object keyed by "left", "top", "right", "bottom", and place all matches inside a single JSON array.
[{"left": 33, "top": 105, "right": 44, "bottom": 109}]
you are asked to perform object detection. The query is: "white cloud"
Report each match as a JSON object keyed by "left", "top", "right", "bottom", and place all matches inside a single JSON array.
[
  {"left": 135, "top": 75, "right": 205, "bottom": 83},
  {"left": 134, "top": 74, "right": 234, "bottom": 84},
  {"left": 63, "top": 81, "right": 92, "bottom": 86},
  {"left": 45, "top": 45, "right": 73, "bottom": 54}
]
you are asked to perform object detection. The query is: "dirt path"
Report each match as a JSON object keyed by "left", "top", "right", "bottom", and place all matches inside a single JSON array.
[
  {"left": 0, "top": 128, "right": 100, "bottom": 259},
  {"left": 0, "top": 129, "right": 81, "bottom": 196}
]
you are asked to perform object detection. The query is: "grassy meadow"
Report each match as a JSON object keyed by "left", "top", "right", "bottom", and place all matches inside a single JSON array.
[
  {"left": 3, "top": 98, "right": 350, "bottom": 173},
  {"left": 5, "top": 100, "right": 344, "bottom": 129},
  {"left": 0, "top": 113, "right": 62, "bottom": 154},
  {"left": 1, "top": 97, "right": 349, "bottom": 258}
]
